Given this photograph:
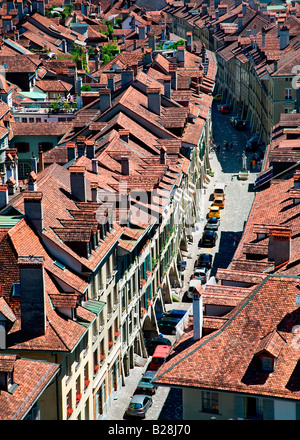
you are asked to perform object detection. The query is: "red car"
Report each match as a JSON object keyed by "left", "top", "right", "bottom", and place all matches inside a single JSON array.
[{"left": 220, "top": 104, "right": 230, "bottom": 114}]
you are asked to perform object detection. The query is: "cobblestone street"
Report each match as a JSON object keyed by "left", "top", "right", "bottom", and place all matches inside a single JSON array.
[{"left": 104, "top": 106, "right": 259, "bottom": 421}]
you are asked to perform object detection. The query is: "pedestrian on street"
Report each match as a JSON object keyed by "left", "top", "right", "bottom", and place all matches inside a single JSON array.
[
  {"left": 229, "top": 142, "right": 233, "bottom": 150},
  {"left": 217, "top": 144, "right": 220, "bottom": 153},
  {"left": 249, "top": 160, "right": 253, "bottom": 170},
  {"left": 233, "top": 235, "right": 239, "bottom": 247},
  {"left": 257, "top": 159, "right": 261, "bottom": 170}
]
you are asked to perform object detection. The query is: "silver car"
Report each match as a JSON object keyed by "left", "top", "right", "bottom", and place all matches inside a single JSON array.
[
  {"left": 191, "top": 267, "right": 208, "bottom": 284},
  {"left": 125, "top": 394, "right": 152, "bottom": 418}
]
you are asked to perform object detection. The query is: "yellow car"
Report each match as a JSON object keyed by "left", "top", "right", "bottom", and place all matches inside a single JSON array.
[
  {"left": 212, "top": 196, "right": 225, "bottom": 209},
  {"left": 213, "top": 94, "right": 222, "bottom": 102},
  {"left": 208, "top": 205, "right": 220, "bottom": 219}
]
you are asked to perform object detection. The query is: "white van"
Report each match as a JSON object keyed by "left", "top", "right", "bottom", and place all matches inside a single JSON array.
[{"left": 213, "top": 183, "right": 225, "bottom": 200}]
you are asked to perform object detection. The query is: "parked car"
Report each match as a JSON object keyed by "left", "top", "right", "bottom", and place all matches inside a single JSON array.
[
  {"left": 125, "top": 394, "right": 152, "bottom": 418},
  {"left": 149, "top": 345, "right": 172, "bottom": 370},
  {"left": 199, "top": 230, "right": 218, "bottom": 247},
  {"left": 213, "top": 93, "right": 222, "bottom": 101},
  {"left": 235, "top": 119, "right": 247, "bottom": 130},
  {"left": 163, "top": 309, "right": 186, "bottom": 319},
  {"left": 208, "top": 205, "right": 220, "bottom": 219},
  {"left": 190, "top": 267, "right": 208, "bottom": 284},
  {"left": 136, "top": 371, "right": 157, "bottom": 395},
  {"left": 157, "top": 316, "right": 181, "bottom": 335},
  {"left": 188, "top": 279, "right": 201, "bottom": 298},
  {"left": 219, "top": 104, "right": 230, "bottom": 114},
  {"left": 246, "top": 135, "right": 259, "bottom": 151},
  {"left": 212, "top": 196, "right": 225, "bottom": 209},
  {"left": 204, "top": 217, "right": 220, "bottom": 231},
  {"left": 194, "top": 253, "right": 213, "bottom": 269},
  {"left": 144, "top": 335, "right": 171, "bottom": 356},
  {"left": 230, "top": 115, "right": 239, "bottom": 126}
]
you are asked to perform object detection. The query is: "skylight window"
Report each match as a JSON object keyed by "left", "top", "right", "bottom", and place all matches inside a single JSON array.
[{"left": 54, "top": 260, "right": 66, "bottom": 271}]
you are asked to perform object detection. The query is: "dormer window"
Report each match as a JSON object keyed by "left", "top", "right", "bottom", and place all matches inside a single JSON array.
[{"left": 262, "top": 355, "right": 274, "bottom": 372}]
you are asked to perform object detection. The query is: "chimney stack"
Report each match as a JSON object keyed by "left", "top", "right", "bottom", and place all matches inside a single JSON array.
[
  {"left": 146, "top": 87, "right": 161, "bottom": 115},
  {"left": 69, "top": 166, "right": 87, "bottom": 202},
  {"left": 138, "top": 24, "right": 146, "bottom": 39},
  {"left": 148, "top": 31, "right": 155, "bottom": 51},
  {"left": 176, "top": 45, "right": 185, "bottom": 66},
  {"left": 23, "top": 191, "right": 44, "bottom": 234},
  {"left": 164, "top": 75, "right": 171, "bottom": 98},
  {"left": 0, "top": 184, "right": 8, "bottom": 209},
  {"left": 38, "top": 146, "right": 44, "bottom": 172},
  {"left": 77, "top": 137, "right": 86, "bottom": 158},
  {"left": 86, "top": 140, "right": 95, "bottom": 159},
  {"left": 121, "top": 69, "right": 134, "bottom": 87},
  {"left": 169, "top": 64, "right": 178, "bottom": 90},
  {"left": 92, "top": 158, "right": 98, "bottom": 174},
  {"left": 261, "top": 26, "right": 266, "bottom": 48},
  {"left": 99, "top": 88, "right": 111, "bottom": 113},
  {"left": 67, "top": 143, "right": 76, "bottom": 163},
  {"left": 27, "top": 171, "right": 37, "bottom": 191},
  {"left": 268, "top": 227, "right": 292, "bottom": 267},
  {"left": 19, "top": 256, "right": 46, "bottom": 336},
  {"left": 90, "top": 182, "right": 98, "bottom": 202},
  {"left": 186, "top": 31, "right": 192, "bottom": 52},
  {"left": 160, "top": 146, "right": 167, "bottom": 164},
  {"left": 192, "top": 283, "right": 203, "bottom": 341},
  {"left": 279, "top": 24, "right": 290, "bottom": 50},
  {"left": 107, "top": 73, "right": 115, "bottom": 92},
  {"left": 121, "top": 156, "right": 130, "bottom": 176}
]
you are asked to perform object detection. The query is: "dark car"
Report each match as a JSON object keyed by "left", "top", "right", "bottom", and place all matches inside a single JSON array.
[
  {"left": 144, "top": 335, "right": 171, "bottom": 355},
  {"left": 246, "top": 135, "right": 259, "bottom": 151},
  {"left": 199, "top": 230, "right": 218, "bottom": 247},
  {"left": 235, "top": 119, "right": 247, "bottom": 130},
  {"left": 204, "top": 217, "right": 220, "bottom": 231},
  {"left": 136, "top": 371, "right": 157, "bottom": 395},
  {"left": 157, "top": 316, "right": 181, "bottom": 335},
  {"left": 194, "top": 253, "right": 213, "bottom": 269},
  {"left": 163, "top": 309, "right": 186, "bottom": 319},
  {"left": 125, "top": 394, "right": 152, "bottom": 418}
]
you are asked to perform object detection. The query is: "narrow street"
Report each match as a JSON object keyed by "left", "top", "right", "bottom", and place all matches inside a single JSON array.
[{"left": 104, "top": 105, "right": 260, "bottom": 421}]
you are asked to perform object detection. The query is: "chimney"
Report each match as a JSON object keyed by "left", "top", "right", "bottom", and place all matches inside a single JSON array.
[
  {"left": 277, "top": 18, "right": 285, "bottom": 37},
  {"left": 164, "top": 75, "right": 171, "bottom": 98},
  {"left": 27, "top": 171, "right": 37, "bottom": 191},
  {"left": 119, "top": 129, "right": 129, "bottom": 143},
  {"left": 192, "top": 283, "right": 203, "bottom": 341},
  {"left": 121, "top": 156, "right": 130, "bottom": 176},
  {"left": 279, "top": 25, "right": 290, "bottom": 50},
  {"left": 253, "top": 24, "right": 257, "bottom": 37},
  {"left": 169, "top": 63, "right": 178, "bottom": 90},
  {"left": 77, "top": 138, "right": 86, "bottom": 158},
  {"left": 259, "top": 3, "right": 267, "bottom": 15},
  {"left": 86, "top": 140, "right": 95, "bottom": 159},
  {"left": 92, "top": 158, "right": 98, "bottom": 174},
  {"left": 99, "top": 88, "right": 111, "bottom": 113},
  {"left": 238, "top": 13, "right": 243, "bottom": 31},
  {"left": 138, "top": 24, "right": 146, "bottom": 39},
  {"left": 177, "top": 45, "right": 185, "bottom": 66},
  {"left": 69, "top": 166, "right": 87, "bottom": 202},
  {"left": 0, "top": 184, "right": 8, "bottom": 209},
  {"left": 146, "top": 87, "right": 161, "bottom": 115},
  {"left": 107, "top": 73, "right": 115, "bottom": 92},
  {"left": 144, "top": 48, "right": 153, "bottom": 64},
  {"left": 90, "top": 182, "right": 98, "bottom": 202},
  {"left": 23, "top": 191, "right": 44, "bottom": 234},
  {"left": 160, "top": 146, "right": 167, "bottom": 164},
  {"left": 121, "top": 69, "right": 134, "bottom": 87},
  {"left": 261, "top": 26, "right": 266, "bottom": 48},
  {"left": 19, "top": 256, "right": 46, "bottom": 336},
  {"left": 38, "top": 146, "right": 44, "bottom": 172},
  {"left": 146, "top": 21, "right": 152, "bottom": 34},
  {"left": 148, "top": 31, "right": 155, "bottom": 51},
  {"left": 67, "top": 143, "right": 76, "bottom": 163},
  {"left": 76, "top": 77, "right": 83, "bottom": 96},
  {"left": 242, "top": 1, "right": 247, "bottom": 15},
  {"left": 186, "top": 31, "right": 192, "bottom": 52},
  {"left": 268, "top": 227, "right": 291, "bottom": 267}
]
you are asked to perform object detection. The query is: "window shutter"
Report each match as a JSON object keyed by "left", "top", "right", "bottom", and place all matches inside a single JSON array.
[
  {"left": 234, "top": 395, "right": 245, "bottom": 419},
  {"left": 264, "top": 399, "right": 274, "bottom": 420}
]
